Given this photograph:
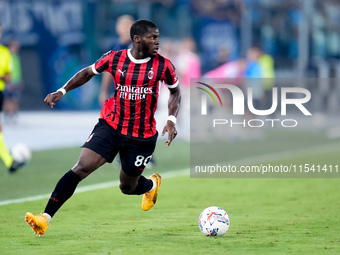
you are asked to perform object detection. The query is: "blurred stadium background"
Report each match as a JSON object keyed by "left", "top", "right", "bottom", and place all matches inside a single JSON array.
[
  {"left": 1, "top": 0, "right": 340, "bottom": 109},
  {"left": 1, "top": 2, "right": 340, "bottom": 254},
  {"left": 1, "top": 0, "right": 340, "bottom": 150}
]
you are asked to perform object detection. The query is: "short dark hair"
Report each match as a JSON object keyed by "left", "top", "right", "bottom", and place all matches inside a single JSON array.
[{"left": 130, "top": 19, "right": 157, "bottom": 40}]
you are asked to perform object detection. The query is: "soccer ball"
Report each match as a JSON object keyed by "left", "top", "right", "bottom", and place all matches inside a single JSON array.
[
  {"left": 11, "top": 143, "right": 32, "bottom": 163},
  {"left": 198, "top": 206, "right": 230, "bottom": 236}
]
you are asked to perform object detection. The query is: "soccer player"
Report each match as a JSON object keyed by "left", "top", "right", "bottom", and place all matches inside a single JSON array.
[
  {"left": 25, "top": 20, "right": 181, "bottom": 236},
  {"left": 0, "top": 23, "right": 24, "bottom": 173}
]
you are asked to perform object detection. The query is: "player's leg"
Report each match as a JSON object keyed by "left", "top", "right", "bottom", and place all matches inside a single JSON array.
[
  {"left": 25, "top": 119, "right": 116, "bottom": 236},
  {"left": 0, "top": 92, "right": 24, "bottom": 173},
  {"left": 119, "top": 133, "right": 161, "bottom": 211},
  {"left": 44, "top": 148, "right": 107, "bottom": 216},
  {"left": 119, "top": 170, "right": 153, "bottom": 195},
  {"left": 0, "top": 124, "right": 14, "bottom": 168},
  {"left": 25, "top": 148, "right": 107, "bottom": 236},
  {"left": 119, "top": 169, "right": 161, "bottom": 211},
  {"left": 0, "top": 127, "right": 24, "bottom": 173},
  {"left": 44, "top": 119, "right": 119, "bottom": 218},
  {"left": 0, "top": 92, "right": 11, "bottom": 168}
]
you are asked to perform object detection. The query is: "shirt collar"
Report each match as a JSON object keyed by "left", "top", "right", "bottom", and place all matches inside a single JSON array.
[{"left": 127, "top": 49, "right": 151, "bottom": 64}]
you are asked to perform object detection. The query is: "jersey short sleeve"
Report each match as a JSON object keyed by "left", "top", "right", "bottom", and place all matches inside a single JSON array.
[
  {"left": 162, "top": 59, "right": 179, "bottom": 89},
  {"left": 91, "top": 50, "right": 114, "bottom": 75},
  {"left": 0, "top": 45, "right": 13, "bottom": 91}
]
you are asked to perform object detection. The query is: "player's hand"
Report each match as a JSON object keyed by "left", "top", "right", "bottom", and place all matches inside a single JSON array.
[
  {"left": 161, "top": 120, "right": 178, "bottom": 147},
  {"left": 44, "top": 91, "right": 63, "bottom": 108}
]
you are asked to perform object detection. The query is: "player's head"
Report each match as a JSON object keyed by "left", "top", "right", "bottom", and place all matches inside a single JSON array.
[{"left": 130, "top": 19, "right": 159, "bottom": 57}]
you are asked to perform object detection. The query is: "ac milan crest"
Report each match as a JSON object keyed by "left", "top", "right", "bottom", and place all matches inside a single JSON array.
[{"left": 148, "top": 69, "right": 154, "bottom": 79}]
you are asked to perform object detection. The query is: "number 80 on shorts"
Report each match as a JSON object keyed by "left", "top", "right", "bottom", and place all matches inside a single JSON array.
[{"left": 134, "top": 155, "right": 152, "bottom": 167}]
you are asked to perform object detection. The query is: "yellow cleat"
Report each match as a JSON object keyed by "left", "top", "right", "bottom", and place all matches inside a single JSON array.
[
  {"left": 25, "top": 212, "right": 48, "bottom": 236},
  {"left": 142, "top": 173, "right": 162, "bottom": 211}
]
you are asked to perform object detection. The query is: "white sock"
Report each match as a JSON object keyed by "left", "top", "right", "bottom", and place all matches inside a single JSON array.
[
  {"left": 149, "top": 179, "right": 156, "bottom": 191},
  {"left": 43, "top": 213, "right": 52, "bottom": 224}
]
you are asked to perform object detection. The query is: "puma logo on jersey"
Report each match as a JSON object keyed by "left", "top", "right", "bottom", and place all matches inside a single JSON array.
[{"left": 118, "top": 69, "right": 126, "bottom": 77}]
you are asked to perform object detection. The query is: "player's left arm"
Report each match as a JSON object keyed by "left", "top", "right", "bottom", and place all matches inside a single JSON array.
[{"left": 162, "top": 85, "right": 181, "bottom": 147}]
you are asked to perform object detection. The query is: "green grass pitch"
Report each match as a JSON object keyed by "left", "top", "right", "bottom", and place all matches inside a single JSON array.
[{"left": 0, "top": 139, "right": 339, "bottom": 254}]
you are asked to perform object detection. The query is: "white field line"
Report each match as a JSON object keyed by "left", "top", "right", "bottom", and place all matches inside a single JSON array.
[
  {"left": 0, "top": 169, "right": 189, "bottom": 206},
  {"left": 1, "top": 141, "right": 340, "bottom": 206}
]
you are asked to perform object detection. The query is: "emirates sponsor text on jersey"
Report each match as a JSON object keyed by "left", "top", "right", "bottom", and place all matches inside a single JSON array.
[{"left": 117, "top": 83, "right": 153, "bottom": 100}]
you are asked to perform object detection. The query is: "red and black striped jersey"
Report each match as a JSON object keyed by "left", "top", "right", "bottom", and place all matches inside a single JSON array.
[{"left": 92, "top": 49, "right": 179, "bottom": 138}]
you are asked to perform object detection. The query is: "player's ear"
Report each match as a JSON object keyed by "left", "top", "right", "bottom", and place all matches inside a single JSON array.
[{"left": 133, "top": 35, "right": 141, "bottom": 43}]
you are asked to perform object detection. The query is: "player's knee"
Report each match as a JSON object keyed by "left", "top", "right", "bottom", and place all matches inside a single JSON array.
[
  {"left": 119, "top": 183, "right": 135, "bottom": 195},
  {"left": 72, "top": 161, "right": 92, "bottom": 179}
]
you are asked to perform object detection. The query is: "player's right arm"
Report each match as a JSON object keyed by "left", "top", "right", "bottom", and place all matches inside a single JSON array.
[
  {"left": 44, "top": 66, "right": 96, "bottom": 108},
  {"left": 45, "top": 50, "right": 114, "bottom": 108}
]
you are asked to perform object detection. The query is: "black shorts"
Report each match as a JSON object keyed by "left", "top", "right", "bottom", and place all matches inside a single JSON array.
[{"left": 82, "top": 119, "right": 158, "bottom": 177}]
